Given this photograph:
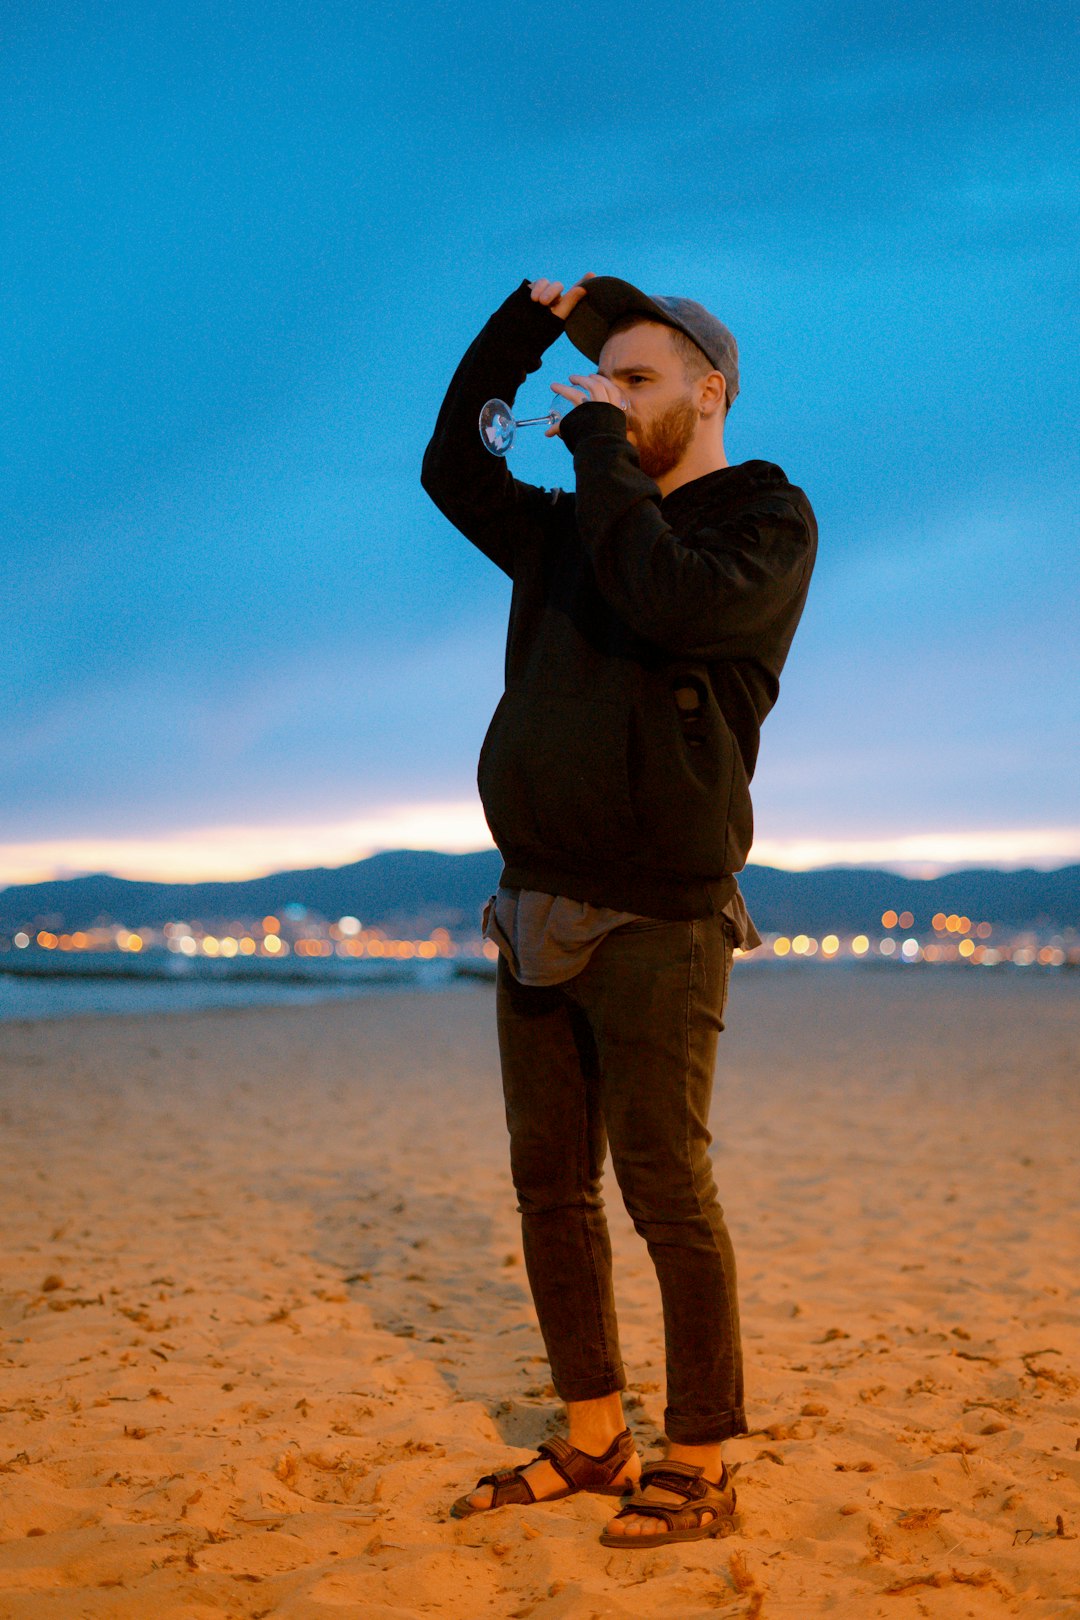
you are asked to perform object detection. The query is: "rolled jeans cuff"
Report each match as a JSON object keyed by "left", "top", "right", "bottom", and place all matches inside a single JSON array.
[
  {"left": 551, "top": 1364, "right": 628, "bottom": 1403},
  {"left": 665, "top": 1405, "right": 749, "bottom": 1446}
]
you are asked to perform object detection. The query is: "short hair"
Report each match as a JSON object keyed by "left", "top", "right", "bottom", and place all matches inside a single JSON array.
[{"left": 606, "top": 313, "right": 723, "bottom": 402}]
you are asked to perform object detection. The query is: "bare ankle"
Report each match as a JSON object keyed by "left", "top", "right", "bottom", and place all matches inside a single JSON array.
[
  {"left": 565, "top": 1393, "right": 629, "bottom": 1455},
  {"left": 567, "top": 1421, "right": 626, "bottom": 1456},
  {"left": 666, "top": 1440, "right": 725, "bottom": 1477}
]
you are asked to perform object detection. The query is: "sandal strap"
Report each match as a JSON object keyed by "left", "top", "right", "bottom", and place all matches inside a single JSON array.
[
  {"left": 609, "top": 1498, "right": 720, "bottom": 1532},
  {"left": 638, "top": 1462, "right": 712, "bottom": 1500},
  {"left": 474, "top": 1464, "right": 537, "bottom": 1507},
  {"left": 536, "top": 1428, "right": 636, "bottom": 1492}
]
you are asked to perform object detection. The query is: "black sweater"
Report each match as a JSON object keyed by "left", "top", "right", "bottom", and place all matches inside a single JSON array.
[{"left": 420, "top": 280, "right": 818, "bottom": 920}]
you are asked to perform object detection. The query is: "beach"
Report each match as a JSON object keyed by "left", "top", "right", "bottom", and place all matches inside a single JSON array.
[{"left": 1, "top": 968, "right": 1078, "bottom": 1619}]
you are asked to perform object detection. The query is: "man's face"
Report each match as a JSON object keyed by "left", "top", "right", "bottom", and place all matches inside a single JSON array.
[{"left": 597, "top": 320, "right": 702, "bottom": 480}]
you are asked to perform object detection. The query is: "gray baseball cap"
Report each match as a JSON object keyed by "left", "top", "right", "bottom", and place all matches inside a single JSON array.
[{"left": 563, "top": 276, "right": 740, "bottom": 406}]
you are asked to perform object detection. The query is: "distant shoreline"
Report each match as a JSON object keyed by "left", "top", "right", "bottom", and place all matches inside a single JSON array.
[{"left": 2, "top": 947, "right": 1073, "bottom": 1024}]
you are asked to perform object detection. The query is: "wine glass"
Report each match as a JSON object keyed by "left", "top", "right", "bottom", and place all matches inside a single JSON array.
[{"left": 478, "top": 394, "right": 571, "bottom": 457}]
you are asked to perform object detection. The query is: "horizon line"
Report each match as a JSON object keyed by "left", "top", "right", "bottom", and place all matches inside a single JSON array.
[
  {"left": 2, "top": 808, "right": 1080, "bottom": 891},
  {"left": 4, "top": 854, "right": 1079, "bottom": 895}
]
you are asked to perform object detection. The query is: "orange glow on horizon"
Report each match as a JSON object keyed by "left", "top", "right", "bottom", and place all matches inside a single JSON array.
[{"left": 2, "top": 812, "right": 1080, "bottom": 888}]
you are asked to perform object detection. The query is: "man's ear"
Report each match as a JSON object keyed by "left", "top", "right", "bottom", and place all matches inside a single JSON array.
[{"left": 699, "top": 371, "right": 728, "bottom": 418}]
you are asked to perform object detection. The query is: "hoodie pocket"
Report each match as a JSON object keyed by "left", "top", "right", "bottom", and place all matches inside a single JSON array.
[
  {"left": 477, "top": 687, "right": 639, "bottom": 862},
  {"left": 623, "top": 673, "right": 739, "bottom": 875}
]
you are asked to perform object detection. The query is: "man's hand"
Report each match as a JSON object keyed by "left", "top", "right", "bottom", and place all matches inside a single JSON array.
[
  {"left": 529, "top": 272, "right": 595, "bottom": 320},
  {"left": 546, "top": 373, "right": 630, "bottom": 437},
  {"left": 528, "top": 273, "right": 629, "bottom": 438}
]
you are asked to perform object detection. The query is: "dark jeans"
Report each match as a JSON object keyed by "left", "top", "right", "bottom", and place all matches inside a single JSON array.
[{"left": 496, "top": 911, "right": 748, "bottom": 1445}]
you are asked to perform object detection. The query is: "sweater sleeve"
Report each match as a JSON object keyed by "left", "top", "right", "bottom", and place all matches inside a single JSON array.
[
  {"left": 559, "top": 401, "right": 815, "bottom": 659},
  {"left": 420, "top": 280, "right": 567, "bottom": 578}
]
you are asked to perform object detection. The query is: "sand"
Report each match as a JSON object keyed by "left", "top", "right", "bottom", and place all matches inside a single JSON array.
[{"left": 0, "top": 967, "right": 1078, "bottom": 1619}]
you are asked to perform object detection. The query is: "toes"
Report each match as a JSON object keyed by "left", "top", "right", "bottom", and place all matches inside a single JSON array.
[{"left": 606, "top": 1513, "right": 644, "bottom": 1536}]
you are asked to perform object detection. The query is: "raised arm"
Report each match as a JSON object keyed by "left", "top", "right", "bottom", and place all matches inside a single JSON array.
[
  {"left": 560, "top": 402, "right": 817, "bottom": 660},
  {"left": 420, "top": 275, "right": 594, "bottom": 577}
]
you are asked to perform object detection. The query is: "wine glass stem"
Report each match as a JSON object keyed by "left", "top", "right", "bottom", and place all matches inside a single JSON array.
[{"left": 513, "top": 413, "right": 557, "bottom": 427}]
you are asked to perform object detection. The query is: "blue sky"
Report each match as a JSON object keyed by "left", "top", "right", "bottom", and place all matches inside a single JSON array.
[{"left": 3, "top": 0, "right": 1078, "bottom": 883}]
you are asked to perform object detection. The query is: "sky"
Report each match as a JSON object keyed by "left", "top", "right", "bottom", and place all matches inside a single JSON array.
[{"left": 3, "top": 0, "right": 1078, "bottom": 886}]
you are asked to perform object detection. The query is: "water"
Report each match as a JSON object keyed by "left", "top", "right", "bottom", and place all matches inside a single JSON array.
[
  {"left": 1, "top": 952, "right": 1053, "bottom": 1023},
  {"left": 0, "top": 956, "right": 491, "bottom": 1022}
]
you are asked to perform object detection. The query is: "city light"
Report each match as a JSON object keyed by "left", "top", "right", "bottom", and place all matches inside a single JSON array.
[{"left": 1, "top": 908, "right": 1074, "bottom": 976}]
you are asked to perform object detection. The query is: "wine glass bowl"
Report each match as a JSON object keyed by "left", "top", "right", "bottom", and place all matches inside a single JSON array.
[
  {"left": 478, "top": 399, "right": 519, "bottom": 456},
  {"left": 478, "top": 394, "right": 570, "bottom": 457}
]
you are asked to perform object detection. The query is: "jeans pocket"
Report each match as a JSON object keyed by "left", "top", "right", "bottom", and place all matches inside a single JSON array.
[
  {"left": 717, "top": 920, "right": 735, "bottom": 1029},
  {"left": 610, "top": 915, "right": 676, "bottom": 934}
]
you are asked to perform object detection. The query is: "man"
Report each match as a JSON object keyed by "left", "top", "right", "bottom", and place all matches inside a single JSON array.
[{"left": 420, "top": 272, "right": 817, "bottom": 1547}]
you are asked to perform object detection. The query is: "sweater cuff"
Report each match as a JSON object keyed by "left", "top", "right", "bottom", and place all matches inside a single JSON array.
[
  {"left": 558, "top": 399, "right": 629, "bottom": 453},
  {"left": 495, "top": 279, "right": 568, "bottom": 347}
]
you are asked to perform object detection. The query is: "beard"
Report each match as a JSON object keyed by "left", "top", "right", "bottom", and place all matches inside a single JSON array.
[{"left": 626, "top": 393, "right": 700, "bottom": 479}]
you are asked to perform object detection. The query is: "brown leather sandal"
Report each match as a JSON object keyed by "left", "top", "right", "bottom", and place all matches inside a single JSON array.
[
  {"left": 598, "top": 1458, "right": 738, "bottom": 1547},
  {"left": 449, "top": 1427, "right": 638, "bottom": 1519}
]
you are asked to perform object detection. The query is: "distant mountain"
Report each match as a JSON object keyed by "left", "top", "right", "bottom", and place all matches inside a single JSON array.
[
  {"left": 737, "top": 864, "right": 1079, "bottom": 934},
  {"left": 0, "top": 849, "right": 504, "bottom": 934},
  {"left": 1, "top": 851, "right": 1077, "bottom": 935}
]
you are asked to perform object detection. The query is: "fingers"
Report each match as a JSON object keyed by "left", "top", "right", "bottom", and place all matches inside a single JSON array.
[
  {"left": 547, "top": 376, "right": 588, "bottom": 437},
  {"left": 550, "top": 374, "right": 628, "bottom": 421},
  {"left": 557, "top": 271, "right": 596, "bottom": 314},
  {"left": 552, "top": 273, "right": 595, "bottom": 319},
  {"left": 531, "top": 272, "right": 597, "bottom": 320},
  {"left": 567, "top": 372, "right": 626, "bottom": 409},
  {"left": 529, "top": 277, "right": 563, "bottom": 305},
  {"left": 543, "top": 357, "right": 625, "bottom": 439}
]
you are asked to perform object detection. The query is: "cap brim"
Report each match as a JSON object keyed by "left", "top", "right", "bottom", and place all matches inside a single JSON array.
[{"left": 562, "top": 277, "right": 678, "bottom": 364}]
